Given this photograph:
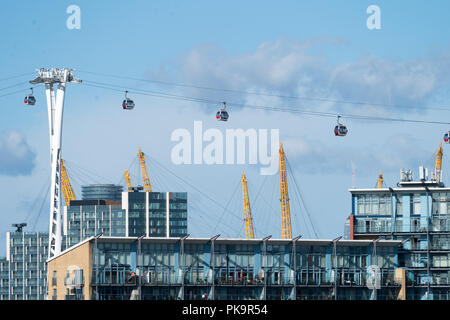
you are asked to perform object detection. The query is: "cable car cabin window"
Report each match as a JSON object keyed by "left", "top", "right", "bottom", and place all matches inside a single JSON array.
[
  {"left": 122, "top": 100, "right": 134, "bottom": 109},
  {"left": 24, "top": 96, "right": 36, "bottom": 105},
  {"left": 216, "top": 110, "right": 229, "bottom": 121},
  {"left": 334, "top": 125, "right": 347, "bottom": 136}
]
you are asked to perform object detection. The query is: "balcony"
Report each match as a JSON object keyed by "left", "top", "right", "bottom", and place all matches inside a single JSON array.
[
  {"left": 64, "top": 277, "right": 84, "bottom": 288},
  {"left": 65, "top": 270, "right": 84, "bottom": 288},
  {"left": 431, "top": 222, "right": 450, "bottom": 232},
  {"left": 354, "top": 225, "right": 394, "bottom": 234},
  {"left": 65, "top": 294, "right": 84, "bottom": 300},
  {"left": 214, "top": 278, "right": 263, "bottom": 286}
]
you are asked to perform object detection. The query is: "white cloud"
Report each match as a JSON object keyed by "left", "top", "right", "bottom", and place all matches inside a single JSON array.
[
  {"left": 173, "top": 38, "right": 450, "bottom": 116},
  {"left": 0, "top": 130, "right": 36, "bottom": 176}
]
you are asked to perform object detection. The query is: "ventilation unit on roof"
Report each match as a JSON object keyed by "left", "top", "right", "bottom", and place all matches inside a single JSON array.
[
  {"left": 419, "top": 166, "right": 429, "bottom": 181},
  {"left": 400, "top": 169, "right": 413, "bottom": 182}
]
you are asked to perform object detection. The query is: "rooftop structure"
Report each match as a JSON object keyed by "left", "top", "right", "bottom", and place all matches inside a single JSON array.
[{"left": 81, "top": 184, "right": 123, "bottom": 202}]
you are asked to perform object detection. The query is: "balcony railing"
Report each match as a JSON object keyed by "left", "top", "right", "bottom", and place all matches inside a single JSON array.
[
  {"left": 65, "top": 294, "right": 84, "bottom": 300},
  {"left": 355, "top": 220, "right": 450, "bottom": 234},
  {"left": 64, "top": 276, "right": 84, "bottom": 288}
]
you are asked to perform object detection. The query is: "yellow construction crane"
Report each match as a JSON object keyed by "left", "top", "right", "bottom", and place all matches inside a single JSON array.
[
  {"left": 241, "top": 172, "right": 255, "bottom": 239},
  {"left": 435, "top": 142, "right": 443, "bottom": 183},
  {"left": 377, "top": 171, "right": 383, "bottom": 189},
  {"left": 138, "top": 147, "right": 152, "bottom": 192},
  {"left": 279, "top": 143, "right": 293, "bottom": 239},
  {"left": 124, "top": 169, "right": 133, "bottom": 192},
  {"left": 61, "top": 159, "right": 76, "bottom": 206}
]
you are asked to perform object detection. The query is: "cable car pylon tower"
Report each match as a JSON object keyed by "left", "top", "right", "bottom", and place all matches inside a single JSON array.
[{"left": 30, "top": 68, "right": 81, "bottom": 258}]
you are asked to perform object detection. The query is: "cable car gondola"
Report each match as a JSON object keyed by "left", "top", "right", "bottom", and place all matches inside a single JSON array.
[
  {"left": 444, "top": 132, "right": 450, "bottom": 144},
  {"left": 334, "top": 115, "right": 348, "bottom": 137},
  {"left": 216, "top": 102, "right": 229, "bottom": 121},
  {"left": 122, "top": 90, "right": 135, "bottom": 110},
  {"left": 24, "top": 88, "right": 36, "bottom": 106}
]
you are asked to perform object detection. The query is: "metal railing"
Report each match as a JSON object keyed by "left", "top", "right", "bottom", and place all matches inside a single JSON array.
[
  {"left": 65, "top": 294, "right": 84, "bottom": 300},
  {"left": 355, "top": 220, "right": 450, "bottom": 233},
  {"left": 64, "top": 277, "right": 84, "bottom": 287}
]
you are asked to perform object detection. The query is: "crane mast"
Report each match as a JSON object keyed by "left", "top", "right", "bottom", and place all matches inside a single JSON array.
[
  {"left": 435, "top": 142, "right": 443, "bottom": 184},
  {"left": 279, "top": 143, "right": 292, "bottom": 239},
  {"left": 241, "top": 172, "right": 255, "bottom": 239},
  {"left": 138, "top": 147, "right": 152, "bottom": 192},
  {"left": 124, "top": 169, "right": 133, "bottom": 192},
  {"left": 60, "top": 159, "right": 76, "bottom": 206},
  {"left": 377, "top": 171, "right": 383, "bottom": 189}
]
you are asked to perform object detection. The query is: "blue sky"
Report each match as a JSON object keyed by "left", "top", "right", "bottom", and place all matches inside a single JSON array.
[{"left": 1, "top": 1, "right": 450, "bottom": 254}]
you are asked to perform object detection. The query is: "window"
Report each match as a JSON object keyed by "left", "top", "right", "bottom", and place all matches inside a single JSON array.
[
  {"left": 395, "top": 195, "right": 403, "bottom": 215},
  {"left": 371, "top": 196, "right": 379, "bottom": 215},
  {"left": 411, "top": 237, "right": 419, "bottom": 250},
  {"left": 411, "top": 219, "right": 420, "bottom": 232},
  {"left": 149, "top": 203, "right": 160, "bottom": 209},
  {"left": 433, "top": 254, "right": 450, "bottom": 268},
  {"left": 356, "top": 194, "right": 391, "bottom": 215},
  {"left": 413, "top": 194, "right": 421, "bottom": 215},
  {"left": 364, "top": 196, "right": 370, "bottom": 214},
  {"left": 432, "top": 193, "right": 449, "bottom": 215},
  {"left": 439, "top": 193, "right": 447, "bottom": 215}
]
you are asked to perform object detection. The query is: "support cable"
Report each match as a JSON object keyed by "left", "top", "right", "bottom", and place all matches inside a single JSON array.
[
  {"left": 286, "top": 157, "right": 319, "bottom": 238},
  {"left": 32, "top": 184, "right": 51, "bottom": 231},
  {"left": 150, "top": 157, "right": 244, "bottom": 222},
  {"left": 78, "top": 70, "right": 450, "bottom": 112},
  {"left": 80, "top": 81, "right": 450, "bottom": 126}
]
